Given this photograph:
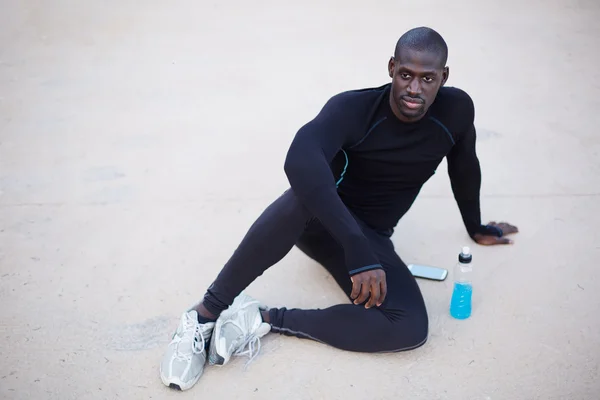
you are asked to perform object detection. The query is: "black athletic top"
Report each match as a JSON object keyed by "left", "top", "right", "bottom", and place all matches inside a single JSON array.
[{"left": 284, "top": 83, "right": 490, "bottom": 276}]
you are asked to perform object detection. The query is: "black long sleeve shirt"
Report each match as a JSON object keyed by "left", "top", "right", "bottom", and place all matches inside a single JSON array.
[{"left": 284, "top": 83, "right": 483, "bottom": 276}]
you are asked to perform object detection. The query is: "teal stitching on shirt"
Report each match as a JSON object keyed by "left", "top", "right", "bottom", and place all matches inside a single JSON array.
[
  {"left": 428, "top": 116, "right": 455, "bottom": 145},
  {"left": 336, "top": 117, "right": 386, "bottom": 188},
  {"left": 348, "top": 117, "right": 387, "bottom": 149},
  {"left": 335, "top": 149, "right": 349, "bottom": 187}
]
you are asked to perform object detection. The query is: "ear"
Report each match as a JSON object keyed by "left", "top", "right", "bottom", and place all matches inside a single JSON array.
[
  {"left": 388, "top": 57, "right": 395, "bottom": 78},
  {"left": 441, "top": 66, "right": 450, "bottom": 86}
]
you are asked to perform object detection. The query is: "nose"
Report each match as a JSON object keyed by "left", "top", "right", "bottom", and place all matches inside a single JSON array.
[{"left": 407, "top": 78, "right": 422, "bottom": 96}]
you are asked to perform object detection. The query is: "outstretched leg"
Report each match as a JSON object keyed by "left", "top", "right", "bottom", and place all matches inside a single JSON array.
[{"left": 269, "top": 219, "right": 429, "bottom": 353}]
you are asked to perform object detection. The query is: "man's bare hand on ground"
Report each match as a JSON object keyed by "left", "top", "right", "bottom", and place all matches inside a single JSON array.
[
  {"left": 473, "top": 221, "right": 519, "bottom": 245},
  {"left": 350, "top": 269, "right": 387, "bottom": 309}
]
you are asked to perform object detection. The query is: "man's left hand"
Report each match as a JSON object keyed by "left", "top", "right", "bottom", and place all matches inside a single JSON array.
[{"left": 473, "top": 221, "right": 519, "bottom": 245}]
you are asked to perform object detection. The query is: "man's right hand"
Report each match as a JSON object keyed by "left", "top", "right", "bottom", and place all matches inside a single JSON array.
[{"left": 350, "top": 269, "right": 387, "bottom": 309}]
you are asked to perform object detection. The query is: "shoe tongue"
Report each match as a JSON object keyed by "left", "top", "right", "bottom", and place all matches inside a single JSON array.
[
  {"left": 180, "top": 334, "right": 194, "bottom": 348},
  {"left": 178, "top": 311, "right": 200, "bottom": 348},
  {"left": 187, "top": 310, "right": 199, "bottom": 321}
]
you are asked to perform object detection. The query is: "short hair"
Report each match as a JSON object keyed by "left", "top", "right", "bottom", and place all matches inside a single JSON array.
[{"left": 394, "top": 27, "right": 448, "bottom": 67}]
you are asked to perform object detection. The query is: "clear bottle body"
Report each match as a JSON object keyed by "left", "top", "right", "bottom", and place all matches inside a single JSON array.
[{"left": 450, "top": 247, "right": 473, "bottom": 319}]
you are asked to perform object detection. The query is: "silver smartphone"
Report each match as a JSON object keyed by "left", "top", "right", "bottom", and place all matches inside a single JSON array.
[{"left": 407, "top": 264, "right": 448, "bottom": 281}]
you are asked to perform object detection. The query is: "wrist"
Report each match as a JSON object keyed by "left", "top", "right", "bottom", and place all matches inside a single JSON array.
[
  {"left": 348, "top": 264, "right": 383, "bottom": 276},
  {"left": 344, "top": 235, "right": 381, "bottom": 276}
]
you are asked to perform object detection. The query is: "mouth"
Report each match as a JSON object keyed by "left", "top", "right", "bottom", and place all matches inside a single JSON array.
[{"left": 401, "top": 97, "right": 424, "bottom": 110}]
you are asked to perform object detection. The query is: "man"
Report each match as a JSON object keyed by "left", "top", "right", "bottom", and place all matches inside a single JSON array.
[{"left": 159, "top": 26, "right": 518, "bottom": 391}]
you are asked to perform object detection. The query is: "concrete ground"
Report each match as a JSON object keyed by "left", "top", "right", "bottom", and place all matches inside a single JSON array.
[{"left": 1, "top": 0, "right": 599, "bottom": 399}]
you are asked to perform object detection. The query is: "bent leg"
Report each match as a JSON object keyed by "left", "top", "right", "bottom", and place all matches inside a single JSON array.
[
  {"left": 272, "top": 221, "right": 428, "bottom": 353},
  {"left": 201, "top": 189, "right": 312, "bottom": 318}
]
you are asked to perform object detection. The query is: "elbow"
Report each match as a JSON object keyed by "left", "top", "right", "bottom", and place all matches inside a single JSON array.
[
  {"left": 283, "top": 150, "right": 301, "bottom": 180},
  {"left": 283, "top": 148, "right": 295, "bottom": 172},
  {"left": 284, "top": 139, "right": 314, "bottom": 180},
  {"left": 284, "top": 124, "right": 317, "bottom": 179},
  {"left": 284, "top": 147, "right": 312, "bottom": 190}
]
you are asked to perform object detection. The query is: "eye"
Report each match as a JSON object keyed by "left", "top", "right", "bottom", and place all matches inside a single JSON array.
[
  {"left": 400, "top": 73, "right": 411, "bottom": 79},
  {"left": 423, "top": 76, "right": 434, "bottom": 83}
]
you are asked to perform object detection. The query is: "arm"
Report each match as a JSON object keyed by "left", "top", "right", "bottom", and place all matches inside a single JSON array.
[
  {"left": 284, "top": 93, "right": 382, "bottom": 276},
  {"left": 446, "top": 123, "right": 488, "bottom": 238},
  {"left": 447, "top": 122, "right": 516, "bottom": 243}
]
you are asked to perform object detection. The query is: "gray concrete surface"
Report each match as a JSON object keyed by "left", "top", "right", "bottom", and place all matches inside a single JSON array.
[{"left": 1, "top": 1, "right": 600, "bottom": 399}]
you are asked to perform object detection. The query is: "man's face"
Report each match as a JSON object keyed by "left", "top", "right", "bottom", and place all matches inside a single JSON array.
[{"left": 388, "top": 48, "right": 449, "bottom": 122}]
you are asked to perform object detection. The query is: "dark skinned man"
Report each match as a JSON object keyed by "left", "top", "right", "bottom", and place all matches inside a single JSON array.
[{"left": 159, "top": 26, "right": 518, "bottom": 391}]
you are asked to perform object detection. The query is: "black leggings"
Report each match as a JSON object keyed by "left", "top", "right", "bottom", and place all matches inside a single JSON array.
[{"left": 202, "top": 189, "right": 428, "bottom": 353}]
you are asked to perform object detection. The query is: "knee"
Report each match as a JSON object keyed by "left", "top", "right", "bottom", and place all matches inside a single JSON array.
[
  {"left": 254, "top": 189, "right": 310, "bottom": 233},
  {"left": 278, "top": 189, "right": 311, "bottom": 220}
]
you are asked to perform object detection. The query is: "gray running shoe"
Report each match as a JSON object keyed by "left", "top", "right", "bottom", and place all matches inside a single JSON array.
[
  {"left": 160, "top": 310, "right": 214, "bottom": 391},
  {"left": 208, "top": 293, "right": 271, "bottom": 367}
]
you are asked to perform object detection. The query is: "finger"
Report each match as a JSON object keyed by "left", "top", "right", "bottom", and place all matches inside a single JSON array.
[
  {"left": 355, "top": 280, "right": 371, "bottom": 305},
  {"left": 365, "top": 278, "right": 380, "bottom": 309},
  {"left": 497, "top": 222, "right": 519, "bottom": 234},
  {"left": 377, "top": 277, "right": 387, "bottom": 307},
  {"left": 475, "top": 234, "right": 508, "bottom": 246},
  {"left": 492, "top": 236, "right": 513, "bottom": 245},
  {"left": 350, "top": 277, "right": 360, "bottom": 300}
]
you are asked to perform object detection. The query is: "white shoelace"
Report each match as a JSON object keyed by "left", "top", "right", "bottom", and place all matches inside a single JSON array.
[
  {"left": 223, "top": 319, "right": 262, "bottom": 369},
  {"left": 173, "top": 315, "right": 206, "bottom": 362}
]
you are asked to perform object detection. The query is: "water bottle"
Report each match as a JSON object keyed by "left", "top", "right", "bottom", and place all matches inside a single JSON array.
[{"left": 450, "top": 246, "right": 473, "bottom": 319}]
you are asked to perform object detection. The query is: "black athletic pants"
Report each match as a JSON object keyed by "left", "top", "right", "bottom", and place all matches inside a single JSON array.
[{"left": 201, "top": 189, "right": 429, "bottom": 353}]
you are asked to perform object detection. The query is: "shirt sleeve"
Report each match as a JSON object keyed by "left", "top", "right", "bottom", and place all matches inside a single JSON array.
[
  {"left": 284, "top": 93, "right": 382, "bottom": 276},
  {"left": 446, "top": 122, "right": 484, "bottom": 238},
  {"left": 445, "top": 90, "right": 495, "bottom": 239}
]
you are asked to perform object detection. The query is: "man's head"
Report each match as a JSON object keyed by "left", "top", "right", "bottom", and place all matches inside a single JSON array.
[{"left": 388, "top": 27, "right": 449, "bottom": 122}]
